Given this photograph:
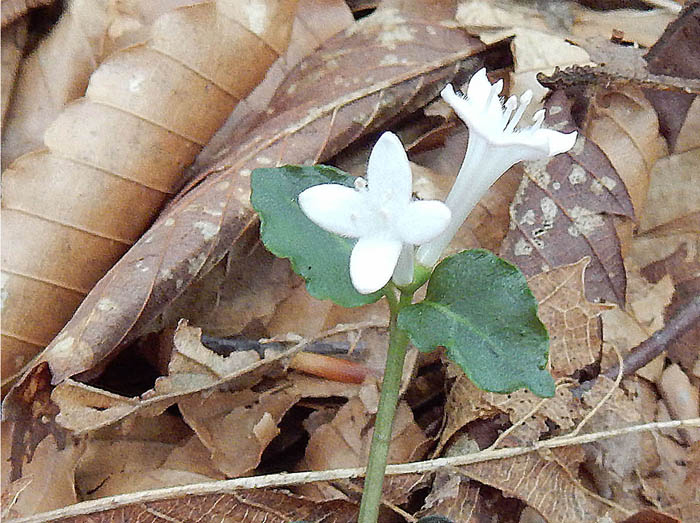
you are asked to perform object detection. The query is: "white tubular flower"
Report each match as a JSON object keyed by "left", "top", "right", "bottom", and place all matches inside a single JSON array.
[
  {"left": 416, "top": 69, "right": 578, "bottom": 267},
  {"left": 299, "top": 132, "right": 451, "bottom": 294}
]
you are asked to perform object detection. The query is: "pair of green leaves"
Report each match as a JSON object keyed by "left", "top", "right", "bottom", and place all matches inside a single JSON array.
[{"left": 251, "top": 165, "right": 555, "bottom": 398}]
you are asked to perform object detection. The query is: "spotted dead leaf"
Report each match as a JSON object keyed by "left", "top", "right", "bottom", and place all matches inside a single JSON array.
[
  {"left": 4, "top": 8, "right": 497, "bottom": 407},
  {"left": 501, "top": 89, "right": 636, "bottom": 306},
  {"left": 585, "top": 86, "right": 668, "bottom": 224}
]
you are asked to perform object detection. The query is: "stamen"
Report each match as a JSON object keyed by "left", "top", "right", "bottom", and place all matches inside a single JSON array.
[
  {"left": 505, "top": 90, "right": 533, "bottom": 133},
  {"left": 531, "top": 109, "right": 546, "bottom": 130},
  {"left": 485, "top": 79, "right": 503, "bottom": 112},
  {"left": 354, "top": 177, "right": 368, "bottom": 190},
  {"left": 503, "top": 96, "right": 517, "bottom": 130}
]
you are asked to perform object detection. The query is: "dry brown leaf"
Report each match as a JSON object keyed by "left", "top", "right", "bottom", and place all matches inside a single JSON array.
[
  {"left": 658, "top": 363, "right": 700, "bottom": 444},
  {"left": 601, "top": 266, "right": 674, "bottom": 382},
  {"left": 461, "top": 446, "right": 629, "bottom": 521},
  {"left": 620, "top": 509, "right": 682, "bottom": 523},
  {"left": 158, "top": 237, "right": 295, "bottom": 338},
  {"left": 300, "top": 394, "right": 428, "bottom": 503},
  {"left": 195, "top": 0, "right": 355, "bottom": 170},
  {"left": 266, "top": 281, "right": 338, "bottom": 338},
  {"left": 577, "top": 376, "right": 647, "bottom": 509},
  {"left": 455, "top": 0, "right": 593, "bottom": 111},
  {"left": 2, "top": 362, "right": 68, "bottom": 481},
  {"left": 76, "top": 410, "right": 194, "bottom": 488},
  {"left": 27, "top": 489, "right": 359, "bottom": 522},
  {"left": 640, "top": 242, "right": 700, "bottom": 375},
  {"left": 585, "top": 87, "right": 668, "bottom": 223},
  {"left": 178, "top": 386, "right": 300, "bottom": 478},
  {"left": 627, "top": 10, "right": 700, "bottom": 377},
  {"left": 639, "top": 434, "right": 697, "bottom": 520},
  {"left": 1, "top": 0, "right": 195, "bottom": 167},
  {"left": 501, "top": 88, "right": 641, "bottom": 306},
  {"left": 1, "top": 427, "right": 83, "bottom": 520},
  {"left": 160, "top": 434, "right": 227, "bottom": 481},
  {"left": 437, "top": 373, "right": 652, "bottom": 520},
  {"left": 435, "top": 366, "right": 500, "bottom": 455},
  {"left": 0, "top": 0, "right": 54, "bottom": 27},
  {"left": 49, "top": 321, "right": 289, "bottom": 435},
  {"left": 643, "top": 1, "right": 699, "bottom": 153},
  {"left": 0, "top": 0, "right": 298, "bottom": 386},
  {"left": 530, "top": 258, "right": 615, "bottom": 376},
  {"left": 4, "top": 9, "right": 496, "bottom": 400},
  {"left": 75, "top": 423, "right": 218, "bottom": 501},
  {"left": 0, "top": 17, "right": 26, "bottom": 122},
  {"left": 416, "top": 470, "right": 489, "bottom": 522}
]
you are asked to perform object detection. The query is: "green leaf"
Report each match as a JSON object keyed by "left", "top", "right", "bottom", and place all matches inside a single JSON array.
[
  {"left": 398, "top": 249, "right": 554, "bottom": 397},
  {"left": 251, "top": 165, "right": 383, "bottom": 308}
]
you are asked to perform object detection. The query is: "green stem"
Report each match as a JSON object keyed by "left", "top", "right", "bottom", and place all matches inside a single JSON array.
[{"left": 358, "top": 291, "right": 413, "bottom": 522}]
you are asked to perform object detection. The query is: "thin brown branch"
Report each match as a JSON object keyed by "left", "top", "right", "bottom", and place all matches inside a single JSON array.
[{"left": 604, "top": 296, "right": 700, "bottom": 380}]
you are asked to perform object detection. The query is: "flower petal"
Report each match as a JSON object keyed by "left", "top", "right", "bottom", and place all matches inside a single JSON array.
[
  {"left": 367, "top": 131, "right": 412, "bottom": 206},
  {"left": 543, "top": 129, "right": 578, "bottom": 156},
  {"left": 298, "top": 184, "right": 367, "bottom": 238},
  {"left": 392, "top": 244, "right": 415, "bottom": 287},
  {"left": 396, "top": 200, "right": 451, "bottom": 245},
  {"left": 465, "top": 68, "right": 491, "bottom": 104},
  {"left": 350, "top": 236, "right": 402, "bottom": 294}
]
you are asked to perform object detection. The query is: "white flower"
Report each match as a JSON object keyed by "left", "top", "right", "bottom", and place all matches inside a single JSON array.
[
  {"left": 299, "top": 132, "right": 451, "bottom": 294},
  {"left": 416, "top": 68, "right": 578, "bottom": 267}
]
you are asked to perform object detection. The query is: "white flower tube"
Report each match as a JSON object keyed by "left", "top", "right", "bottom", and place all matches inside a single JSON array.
[
  {"left": 299, "top": 132, "right": 451, "bottom": 294},
  {"left": 416, "top": 69, "right": 578, "bottom": 268}
]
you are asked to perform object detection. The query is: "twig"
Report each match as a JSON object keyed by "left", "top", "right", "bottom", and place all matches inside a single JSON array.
[
  {"left": 604, "top": 296, "right": 700, "bottom": 381},
  {"left": 570, "top": 344, "right": 624, "bottom": 438},
  {"left": 10, "top": 418, "right": 700, "bottom": 523},
  {"left": 487, "top": 396, "right": 551, "bottom": 451},
  {"left": 200, "top": 334, "right": 353, "bottom": 358}
]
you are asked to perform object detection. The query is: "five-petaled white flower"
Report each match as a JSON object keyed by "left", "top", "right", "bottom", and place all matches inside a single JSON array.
[
  {"left": 416, "top": 68, "right": 578, "bottom": 267},
  {"left": 299, "top": 132, "right": 451, "bottom": 294}
]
